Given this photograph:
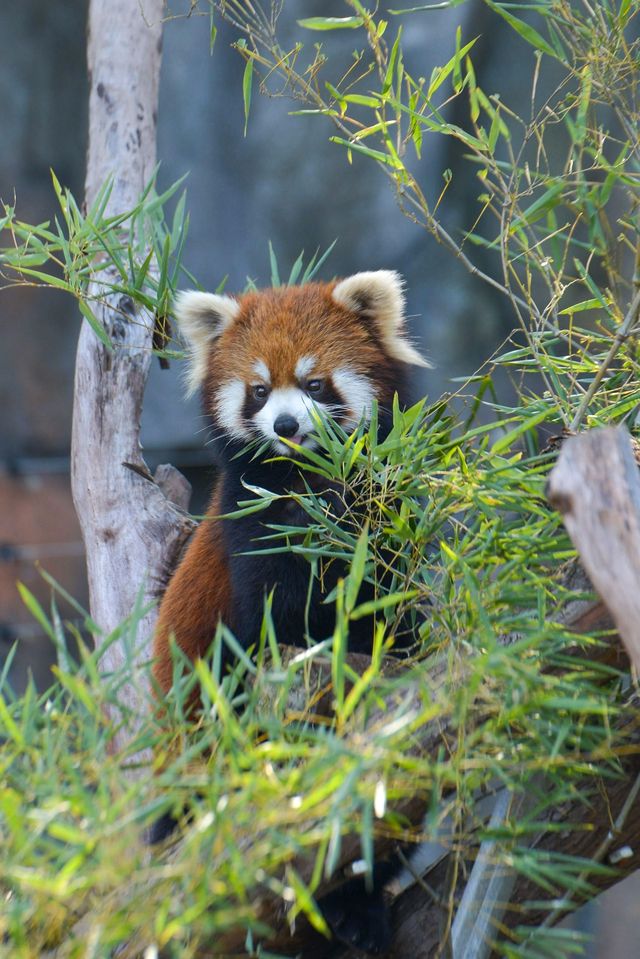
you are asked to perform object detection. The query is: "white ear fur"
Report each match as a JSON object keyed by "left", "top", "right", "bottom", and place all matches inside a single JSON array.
[
  {"left": 174, "top": 290, "right": 241, "bottom": 396},
  {"left": 332, "top": 270, "right": 430, "bottom": 368}
]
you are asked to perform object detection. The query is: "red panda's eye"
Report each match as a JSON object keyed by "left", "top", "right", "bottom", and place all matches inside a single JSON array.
[
  {"left": 253, "top": 384, "right": 269, "bottom": 400},
  {"left": 306, "top": 379, "right": 324, "bottom": 395}
]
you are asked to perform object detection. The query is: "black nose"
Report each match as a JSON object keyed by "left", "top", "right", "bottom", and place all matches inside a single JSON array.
[{"left": 274, "top": 414, "right": 300, "bottom": 438}]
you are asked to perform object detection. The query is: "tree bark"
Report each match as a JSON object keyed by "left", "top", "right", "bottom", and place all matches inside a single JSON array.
[
  {"left": 71, "top": 0, "right": 192, "bottom": 757},
  {"left": 547, "top": 425, "right": 640, "bottom": 670}
]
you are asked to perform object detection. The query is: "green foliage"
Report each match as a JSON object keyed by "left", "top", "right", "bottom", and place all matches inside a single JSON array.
[
  {"left": 244, "top": 239, "right": 337, "bottom": 291},
  {"left": 1, "top": 388, "right": 636, "bottom": 957},
  {"left": 0, "top": 170, "right": 191, "bottom": 358},
  {"left": 217, "top": 0, "right": 640, "bottom": 433},
  {"left": 1, "top": 1, "right": 640, "bottom": 955}
]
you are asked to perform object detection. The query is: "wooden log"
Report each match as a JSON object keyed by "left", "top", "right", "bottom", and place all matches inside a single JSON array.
[{"left": 547, "top": 426, "right": 640, "bottom": 670}]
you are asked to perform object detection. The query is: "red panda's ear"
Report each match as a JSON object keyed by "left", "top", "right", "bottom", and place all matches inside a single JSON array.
[
  {"left": 332, "top": 270, "right": 430, "bottom": 368},
  {"left": 174, "top": 291, "right": 241, "bottom": 396}
]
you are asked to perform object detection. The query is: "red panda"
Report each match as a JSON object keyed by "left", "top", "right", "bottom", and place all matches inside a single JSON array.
[
  {"left": 152, "top": 270, "right": 428, "bottom": 696},
  {"left": 149, "top": 271, "right": 428, "bottom": 955}
]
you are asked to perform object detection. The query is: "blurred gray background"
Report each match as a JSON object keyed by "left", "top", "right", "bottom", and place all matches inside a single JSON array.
[{"left": 0, "top": 4, "right": 636, "bottom": 952}]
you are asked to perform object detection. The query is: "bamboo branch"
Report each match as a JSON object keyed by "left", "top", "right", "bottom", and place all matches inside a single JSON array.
[
  {"left": 569, "top": 292, "right": 640, "bottom": 432},
  {"left": 279, "top": 428, "right": 640, "bottom": 957}
]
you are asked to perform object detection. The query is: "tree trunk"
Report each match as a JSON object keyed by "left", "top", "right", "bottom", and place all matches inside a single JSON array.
[{"left": 71, "top": 0, "right": 192, "bottom": 758}]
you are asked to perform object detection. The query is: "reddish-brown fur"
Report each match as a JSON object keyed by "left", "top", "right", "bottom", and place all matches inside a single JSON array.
[
  {"left": 203, "top": 284, "right": 399, "bottom": 413},
  {"left": 152, "top": 486, "right": 231, "bottom": 695}
]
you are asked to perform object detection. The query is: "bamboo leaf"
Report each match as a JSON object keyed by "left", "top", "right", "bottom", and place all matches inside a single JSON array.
[
  {"left": 342, "top": 93, "right": 382, "bottom": 107},
  {"left": 345, "top": 526, "right": 370, "bottom": 613},
  {"left": 558, "top": 298, "right": 606, "bottom": 315},
  {"left": 490, "top": 409, "right": 550, "bottom": 454},
  {"left": 242, "top": 55, "right": 253, "bottom": 137},
  {"left": 330, "top": 136, "right": 404, "bottom": 168},
  {"left": 383, "top": 29, "right": 402, "bottom": 94},
  {"left": 287, "top": 250, "right": 304, "bottom": 286},
  {"left": 297, "top": 16, "right": 364, "bottom": 30},
  {"left": 269, "top": 240, "right": 281, "bottom": 287},
  {"left": 484, "top": 0, "right": 557, "bottom": 58},
  {"left": 427, "top": 36, "right": 479, "bottom": 98},
  {"left": 17, "top": 583, "right": 57, "bottom": 643},
  {"left": 77, "top": 298, "right": 113, "bottom": 349}
]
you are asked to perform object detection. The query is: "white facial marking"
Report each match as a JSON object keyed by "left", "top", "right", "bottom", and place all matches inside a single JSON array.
[
  {"left": 295, "top": 355, "right": 317, "bottom": 380},
  {"left": 253, "top": 359, "right": 271, "bottom": 383},
  {"left": 332, "top": 368, "right": 375, "bottom": 428},
  {"left": 216, "top": 369, "right": 377, "bottom": 452},
  {"left": 254, "top": 387, "right": 318, "bottom": 454},
  {"left": 215, "top": 379, "right": 248, "bottom": 440}
]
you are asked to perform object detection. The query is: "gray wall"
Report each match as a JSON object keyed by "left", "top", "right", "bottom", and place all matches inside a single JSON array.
[
  {"left": 0, "top": 0, "right": 88, "bottom": 462},
  {"left": 1, "top": 0, "right": 523, "bottom": 463}
]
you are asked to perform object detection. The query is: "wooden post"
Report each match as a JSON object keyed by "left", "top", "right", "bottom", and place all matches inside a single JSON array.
[
  {"left": 71, "top": 0, "right": 192, "bottom": 757},
  {"left": 547, "top": 426, "right": 640, "bottom": 670}
]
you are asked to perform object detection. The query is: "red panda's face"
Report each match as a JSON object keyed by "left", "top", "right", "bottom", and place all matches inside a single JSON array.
[
  {"left": 174, "top": 272, "right": 429, "bottom": 455},
  {"left": 213, "top": 349, "right": 374, "bottom": 455}
]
